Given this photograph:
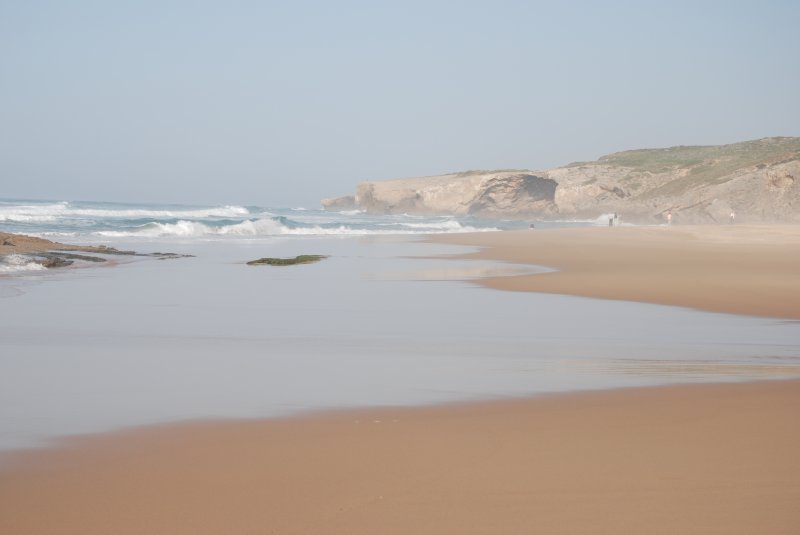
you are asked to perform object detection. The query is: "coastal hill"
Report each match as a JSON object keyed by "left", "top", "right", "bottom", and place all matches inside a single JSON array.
[{"left": 321, "top": 137, "right": 800, "bottom": 224}]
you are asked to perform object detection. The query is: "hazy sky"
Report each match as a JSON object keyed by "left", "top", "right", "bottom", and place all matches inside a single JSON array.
[{"left": 1, "top": 1, "right": 798, "bottom": 207}]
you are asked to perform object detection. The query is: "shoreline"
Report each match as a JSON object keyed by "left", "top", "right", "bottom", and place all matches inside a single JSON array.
[
  {"left": 2, "top": 380, "right": 798, "bottom": 534},
  {"left": 431, "top": 224, "right": 800, "bottom": 319}
]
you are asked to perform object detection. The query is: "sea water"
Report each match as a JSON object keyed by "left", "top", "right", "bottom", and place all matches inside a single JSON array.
[
  {"left": 1, "top": 199, "right": 799, "bottom": 451},
  {"left": 0, "top": 198, "right": 513, "bottom": 240}
]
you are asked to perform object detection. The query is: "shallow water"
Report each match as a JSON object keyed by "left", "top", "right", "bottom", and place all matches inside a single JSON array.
[{"left": 1, "top": 236, "right": 799, "bottom": 451}]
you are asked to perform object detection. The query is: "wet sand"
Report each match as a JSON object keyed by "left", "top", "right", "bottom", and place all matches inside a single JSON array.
[
  {"left": 2, "top": 225, "right": 799, "bottom": 534},
  {"left": 433, "top": 224, "right": 800, "bottom": 319},
  {"left": 1, "top": 381, "right": 798, "bottom": 534}
]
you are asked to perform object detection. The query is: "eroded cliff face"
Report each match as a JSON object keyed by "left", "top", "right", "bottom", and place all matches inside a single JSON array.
[
  {"left": 547, "top": 162, "right": 800, "bottom": 223},
  {"left": 468, "top": 174, "right": 557, "bottom": 216},
  {"left": 322, "top": 137, "right": 800, "bottom": 223},
  {"left": 348, "top": 171, "right": 558, "bottom": 217}
]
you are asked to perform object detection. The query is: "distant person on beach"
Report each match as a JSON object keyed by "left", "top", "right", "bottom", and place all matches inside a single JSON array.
[
  {"left": 730, "top": 210, "right": 736, "bottom": 223},
  {"left": 666, "top": 210, "right": 672, "bottom": 225}
]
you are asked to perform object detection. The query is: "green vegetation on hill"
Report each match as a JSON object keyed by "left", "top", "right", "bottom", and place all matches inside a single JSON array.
[
  {"left": 599, "top": 137, "right": 800, "bottom": 174},
  {"left": 571, "top": 137, "right": 800, "bottom": 199},
  {"left": 452, "top": 169, "right": 530, "bottom": 177}
]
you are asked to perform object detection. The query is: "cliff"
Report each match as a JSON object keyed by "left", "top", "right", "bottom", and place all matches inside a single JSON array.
[{"left": 322, "top": 137, "right": 800, "bottom": 224}]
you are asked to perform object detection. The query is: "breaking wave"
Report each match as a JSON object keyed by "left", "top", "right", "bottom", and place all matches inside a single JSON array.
[
  {"left": 93, "top": 218, "right": 498, "bottom": 238},
  {"left": 0, "top": 254, "right": 47, "bottom": 273},
  {"left": 401, "top": 220, "right": 467, "bottom": 231},
  {"left": 0, "top": 202, "right": 250, "bottom": 223},
  {"left": 335, "top": 209, "right": 365, "bottom": 216},
  {"left": 0, "top": 199, "right": 513, "bottom": 242}
]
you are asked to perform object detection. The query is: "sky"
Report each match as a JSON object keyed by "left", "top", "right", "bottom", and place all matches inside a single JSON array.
[{"left": 1, "top": 1, "right": 798, "bottom": 207}]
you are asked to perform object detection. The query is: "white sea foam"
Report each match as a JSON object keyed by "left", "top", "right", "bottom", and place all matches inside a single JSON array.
[
  {"left": 0, "top": 202, "right": 249, "bottom": 223},
  {"left": 95, "top": 218, "right": 284, "bottom": 238},
  {"left": 217, "top": 218, "right": 287, "bottom": 235},
  {"left": 336, "top": 209, "right": 365, "bottom": 215},
  {"left": 92, "top": 218, "right": 498, "bottom": 238},
  {"left": 0, "top": 202, "right": 68, "bottom": 223},
  {"left": 0, "top": 199, "right": 505, "bottom": 242},
  {"left": 33, "top": 232, "right": 81, "bottom": 239},
  {"left": 401, "top": 220, "right": 466, "bottom": 230},
  {"left": 0, "top": 254, "right": 47, "bottom": 273},
  {"left": 282, "top": 225, "right": 496, "bottom": 235},
  {"left": 74, "top": 205, "right": 250, "bottom": 219}
]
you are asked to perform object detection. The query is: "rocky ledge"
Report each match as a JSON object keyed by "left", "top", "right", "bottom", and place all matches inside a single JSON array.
[{"left": 0, "top": 232, "right": 193, "bottom": 270}]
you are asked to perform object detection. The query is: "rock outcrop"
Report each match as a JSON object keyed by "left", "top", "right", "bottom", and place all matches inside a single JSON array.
[
  {"left": 323, "top": 137, "right": 800, "bottom": 224},
  {"left": 0, "top": 232, "right": 195, "bottom": 270},
  {"left": 353, "top": 171, "right": 558, "bottom": 217},
  {"left": 320, "top": 196, "right": 357, "bottom": 211}
]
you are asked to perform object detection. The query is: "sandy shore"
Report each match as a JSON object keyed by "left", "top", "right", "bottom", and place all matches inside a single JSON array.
[
  {"left": 1, "top": 381, "right": 798, "bottom": 534},
  {"left": 2, "top": 225, "right": 799, "bottom": 534},
  {"left": 433, "top": 224, "right": 800, "bottom": 319}
]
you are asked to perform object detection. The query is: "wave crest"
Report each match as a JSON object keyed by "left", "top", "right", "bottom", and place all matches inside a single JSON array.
[
  {"left": 92, "top": 217, "right": 498, "bottom": 238},
  {"left": 0, "top": 202, "right": 250, "bottom": 223},
  {"left": 0, "top": 254, "right": 47, "bottom": 273}
]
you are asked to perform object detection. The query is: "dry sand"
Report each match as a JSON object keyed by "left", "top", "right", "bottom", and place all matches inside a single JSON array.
[
  {"left": 2, "top": 225, "right": 799, "bottom": 534},
  {"left": 433, "top": 224, "right": 800, "bottom": 319}
]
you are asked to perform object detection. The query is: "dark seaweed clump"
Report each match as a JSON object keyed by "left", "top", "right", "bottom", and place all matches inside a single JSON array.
[{"left": 247, "top": 255, "right": 327, "bottom": 266}]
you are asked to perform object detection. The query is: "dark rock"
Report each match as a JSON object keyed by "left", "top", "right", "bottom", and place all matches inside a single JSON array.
[
  {"left": 247, "top": 255, "right": 327, "bottom": 266},
  {"left": 150, "top": 252, "right": 195, "bottom": 260},
  {"left": 39, "top": 256, "right": 73, "bottom": 268}
]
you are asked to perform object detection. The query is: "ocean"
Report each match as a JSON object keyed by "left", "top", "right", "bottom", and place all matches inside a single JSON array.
[
  {"left": 0, "top": 198, "right": 582, "bottom": 245},
  {"left": 1, "top": 198, "right": 799, "bottom": 452}
]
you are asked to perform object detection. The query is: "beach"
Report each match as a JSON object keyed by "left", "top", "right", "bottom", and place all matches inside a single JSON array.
[
  {"left": 433, "top": 224, "right": 800, "bottom": 319},
  {"left": 1, "top": 225, "right": 799, "bottom": 533}
]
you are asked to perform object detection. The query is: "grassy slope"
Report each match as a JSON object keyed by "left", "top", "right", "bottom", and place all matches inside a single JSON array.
[{"left": 586, "top": 137, "right": 800, "bottom": 198}]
